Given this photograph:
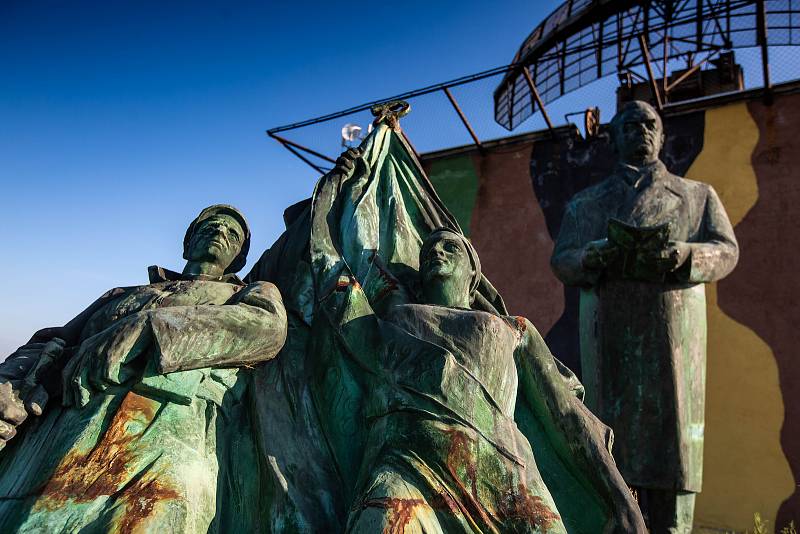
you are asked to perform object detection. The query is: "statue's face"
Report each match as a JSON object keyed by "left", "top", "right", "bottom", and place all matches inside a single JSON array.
[
  {"left": 612, "top": 104, "right": 664, "bottom": 165},
  {"left": 185, "top": 214, "right": 244, "bottom": 271},
  {"left": 420, "top": 232, "right": 473, "bottom": 300}
]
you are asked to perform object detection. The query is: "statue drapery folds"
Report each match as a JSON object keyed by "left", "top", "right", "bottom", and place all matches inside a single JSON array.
[
  {"left": 0, "top": 106, "right": 645, "bottom": 533},
  {"left": 305, "top": 108, "right": 644, "bottom": 533}
]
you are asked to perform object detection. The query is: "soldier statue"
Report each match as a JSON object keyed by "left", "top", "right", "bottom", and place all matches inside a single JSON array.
[{"left": 0, "top": 205, "right": 287, "bottom": 533}]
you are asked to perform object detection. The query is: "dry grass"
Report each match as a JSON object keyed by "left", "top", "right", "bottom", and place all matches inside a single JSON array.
[
  {"left": 742, "top": 513, "right": 796, "bottom": 534},
  {"left": 694, "top": 514, "right": 795, "bottom": 534}
]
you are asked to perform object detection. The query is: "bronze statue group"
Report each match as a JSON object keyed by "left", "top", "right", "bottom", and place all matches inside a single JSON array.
[{"left": 0, "top": 101, "right": 736, "bottom": 534}]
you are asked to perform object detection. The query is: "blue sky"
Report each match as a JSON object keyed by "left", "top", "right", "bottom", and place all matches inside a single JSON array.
[{"left": 0, "top": 0, "right": 567, "bottom": 354}]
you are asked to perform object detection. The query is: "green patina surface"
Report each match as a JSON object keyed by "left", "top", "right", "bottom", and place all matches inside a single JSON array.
[
  {"left": 0, "top": 107, "right": 647, "bottom": 533},
  {"left": 0, "top": 206, "right": 287, "bottom": 533},
  {"left": 305, "top": 110, "right": 644, "bottom": 533}
]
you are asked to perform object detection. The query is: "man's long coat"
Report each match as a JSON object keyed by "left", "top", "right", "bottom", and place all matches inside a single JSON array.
[{"left": 551, "top": 160, "right": 739, "bottom": 492}]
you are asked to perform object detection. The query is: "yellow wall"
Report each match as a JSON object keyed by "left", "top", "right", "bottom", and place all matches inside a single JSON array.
[{"left": 686, "top": 103, "right": 793, "bottom": 531}]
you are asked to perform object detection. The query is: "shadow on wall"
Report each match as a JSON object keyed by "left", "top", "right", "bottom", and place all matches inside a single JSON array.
[
  {"left": 684, "top": 101, "right": 792, "bottom": 530},
  {"left": 714, "top": 97, "right": 799, "bottom": 529}
]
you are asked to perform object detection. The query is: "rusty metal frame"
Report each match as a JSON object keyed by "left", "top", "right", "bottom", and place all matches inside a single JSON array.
[
  {"left": 442, "top": 87, "right": 482, "bottom": 150},
  {"left": 280, "top": 142, "right": 328, "bottom": 175},
  {"left": 268, "top": 132, "right": 337, "bottom": 164},
  {"left": 639, "top": 34, "right": 665, "bottom": 110},
  {"left": 522, "top": 66, "right": 556, "bottom": 133},
  {"left": 664, "top": 48, "right": 721, "bottom": 92},
  {"left": 494, "top": 0, "right": 793, "bottom": 130},
  {"left": 267, "top": 0, "right": 794, "bottom": 170},
  {"left": 756, "top": 0, "right": 772, "bottom": 94},
  {"left": 266, "top": 63, "right": 523, "bottom": 173},
  {"left": 268, "top": 62, "right": 522, "bottom": 135},
  {"left": 266, "top": 61, "right": 559, "bottom": 172}
]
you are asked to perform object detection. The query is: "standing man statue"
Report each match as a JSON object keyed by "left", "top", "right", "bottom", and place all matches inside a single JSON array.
[{"left": 550, "top": 100, "right": 739, "bottom": 533}]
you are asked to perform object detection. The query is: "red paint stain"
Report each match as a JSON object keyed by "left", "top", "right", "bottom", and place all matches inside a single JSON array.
[
  {"left": 443, "top": 428, "right": 495, "bottom": 526},
  {"left": 515, "top": 316, "right": 527, "bottom": 334},
  {"left": 359, "top": 497, "right": 426, "bottom": 534},
  {"left": 117, "top": 477, "right": 180, "bottom": 533},
  {"left": 499, "top": 484, "right": 561, "bottom": 532},
  {"left": 367, "top": 252, "right": 399, "bottom": 302},
  {"left": 429, "top": 490, "right": 459, "bottom": 514},
  {"left": 35, "top": 392, "right": 180, "bottom": 531},
  {"left": 444, "top": 428, "right": 478, "bottom": 499},
  {"left": 374, "top": 268, "right": 399, "bottom": 302},
  {"left": 502, "top": 316, "right": 528, "bottom": 338}
]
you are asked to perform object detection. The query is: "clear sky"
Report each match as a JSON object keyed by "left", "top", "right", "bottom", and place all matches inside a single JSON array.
[{"left": 0, "top": 0, "right": 567, "bottom": 355}]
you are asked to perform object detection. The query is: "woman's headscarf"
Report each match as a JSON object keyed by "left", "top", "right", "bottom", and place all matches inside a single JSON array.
[{"left": 420, "top": 227, "right": 482, "bottom": 299}]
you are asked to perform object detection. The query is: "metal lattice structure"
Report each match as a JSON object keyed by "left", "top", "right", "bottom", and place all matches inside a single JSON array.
[
  {"left": 494, "top": 0, "right": 800, "bottom": 130},
  {"left": 266, "top": 0, "right": 800, "bottom": 175}
]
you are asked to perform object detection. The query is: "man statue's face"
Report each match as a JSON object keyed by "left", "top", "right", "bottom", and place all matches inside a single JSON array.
[
  {"left": 613, "top": 104, "right": 664, "bottom": 166},
  {"left": 420, "top": 232, "right": 473, "bottom": 301},
  {"left": 185, "top": 214, "right": 244, "bottom": 271}
]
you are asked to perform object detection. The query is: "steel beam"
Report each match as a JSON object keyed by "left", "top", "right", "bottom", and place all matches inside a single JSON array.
[
  {"left": 268, "top": 62, "right": 521, "bottom": 135},
  {"left": 443, "top": 87, "right": 482, "bottom": 150},
  {"left": 522, "top": 66, "right": 556, "bottom": 133},
  {"left": 278, "top": 141, "right": 327, "bottom": 175},
  {"left": 663, "top": 32, "right": 670, "bottom": 95},
  {"left": 665, "top": 49, "right": 719, "bottom": 93},
  {"left": 596, "top": 21, "right": 604, "bottom": 78},
  {"left": 268, "top": 132, "right": 337, "bottom": 164},
  {"left": 639, "top": 34, "right": 664, "bottom": 110},
  {"left": 756, "top": 0, "right": 772, "bottom": 98}
]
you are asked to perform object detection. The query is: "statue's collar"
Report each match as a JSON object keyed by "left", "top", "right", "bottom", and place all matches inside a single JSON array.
[
  {"left": 615, "top": 160, "right": 667, "bottom": 189},
  {"left": 147, "top": 265, "right": 244, "bottom": 285}
]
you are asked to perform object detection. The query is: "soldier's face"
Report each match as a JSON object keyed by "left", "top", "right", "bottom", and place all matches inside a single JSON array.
[
  {"left": 614, "top": 107, "right": 663, "bottom": 165},
  {"left": 186, "top": 214, "right": 244, "bottom": 270},
  {"left": 420, "top": 232, "right": 473, "bottom": 297}
]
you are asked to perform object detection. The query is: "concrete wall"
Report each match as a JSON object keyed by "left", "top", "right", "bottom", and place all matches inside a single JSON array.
[{"left": 420, "top": 85, "right": 800, "bottom": 532}]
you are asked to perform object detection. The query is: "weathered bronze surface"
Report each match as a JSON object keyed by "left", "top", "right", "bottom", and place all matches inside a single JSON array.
[
  {"left": 300, "top": 107, "right": 643, "bottom": 533},
  {"left": 0, "top": 205, "right": 287, "bottom": 533},
  {"left": 0, "top": 107, "right": 647, "bottom": 533},
  {"left": 551, "top": 100, "right": 739, "bottom": 532}
]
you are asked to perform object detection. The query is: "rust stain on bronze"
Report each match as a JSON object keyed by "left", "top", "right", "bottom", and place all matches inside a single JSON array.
[
  {"left": 359, "top": 497, "right": 425, "bottom": 534},
  {"left": 34, "top": 391, "right": 177, "bottom": 528},
  {"left": 117, "top": 477, "right": 180, "bottom": 533},
  {"left": 499, "top": 483, "right": 561, "bottom": 532},
  {"left": 429, "top": 489, "right": 459, "bottom": 514},
  {"left": 374, "top": 267, "right": 399, "bottom": 302},
  {"left": 444, "top": 428, "right": 478, "bottom": 499},
  {"left": 443, "top": 428, "right": 495, "bottom": 527},
  {"left": 515, "top": 316, "right": 527, "bottom": 334}
]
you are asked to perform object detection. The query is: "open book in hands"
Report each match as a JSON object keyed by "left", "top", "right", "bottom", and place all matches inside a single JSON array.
[{"left": 606, "top": 218, "right": 672, "bottom": 283}]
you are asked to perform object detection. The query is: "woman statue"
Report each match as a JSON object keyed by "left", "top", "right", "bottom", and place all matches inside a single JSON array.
[{"left": 308, "top": 106, "right": 645, "bottom": 533}]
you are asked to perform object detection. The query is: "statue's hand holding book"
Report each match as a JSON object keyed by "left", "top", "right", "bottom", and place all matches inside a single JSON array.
[{"left": 606, "top": 218, "right": 680, "bottom": 282}]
